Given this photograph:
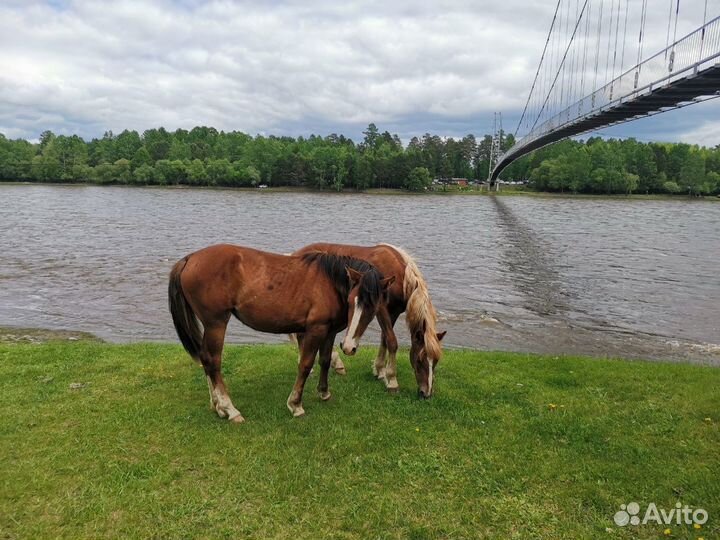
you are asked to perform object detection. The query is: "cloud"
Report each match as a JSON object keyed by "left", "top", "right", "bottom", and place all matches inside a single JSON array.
[{"left": 0, "top": 0, "right": 717, "bottom": 145}]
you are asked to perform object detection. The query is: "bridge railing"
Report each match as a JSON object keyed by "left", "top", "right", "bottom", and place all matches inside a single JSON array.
[{"left": 505, "top": 14, "right": 720, "bottom": 161}]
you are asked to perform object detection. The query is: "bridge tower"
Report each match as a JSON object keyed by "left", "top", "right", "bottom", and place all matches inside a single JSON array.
[{"left": 488, "top": 112, "right": 503, "bottom": 190}]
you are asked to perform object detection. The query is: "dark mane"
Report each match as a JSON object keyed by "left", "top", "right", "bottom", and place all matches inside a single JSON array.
[{"left": 301, "top": 251, "right": 384, "bottom": 308}]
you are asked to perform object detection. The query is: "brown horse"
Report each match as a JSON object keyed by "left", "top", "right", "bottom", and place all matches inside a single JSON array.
[
  {"left": 169, "top": 244, "right": 394, "bottom": 421},
  {"left": 293, "top": 243, "right": 445, "bottom": 398}
]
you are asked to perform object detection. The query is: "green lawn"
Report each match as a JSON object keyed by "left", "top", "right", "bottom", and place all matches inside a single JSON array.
[{"left": 0, "top": 341, "right": 718, "bottom": 539}]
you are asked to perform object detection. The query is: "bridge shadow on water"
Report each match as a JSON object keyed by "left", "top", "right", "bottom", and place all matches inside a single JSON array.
[{"left": 490, "top": 195, "right": 573, "bottom": 320}]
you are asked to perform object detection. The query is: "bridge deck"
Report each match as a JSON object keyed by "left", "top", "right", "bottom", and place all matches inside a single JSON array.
[
  {"left": 492, "top": 64, "right": 720, "bottom": 180},
  {"left": 492, "top": 15, "right": 720, "bottom": 182}
]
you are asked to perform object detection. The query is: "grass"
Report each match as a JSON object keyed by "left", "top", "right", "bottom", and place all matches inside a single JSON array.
[{"left": 0, "top": 341, "right": 718, "bottom": 539}]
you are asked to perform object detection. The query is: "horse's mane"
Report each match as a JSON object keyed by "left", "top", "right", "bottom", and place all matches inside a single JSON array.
[
  {"left": 380, "top": 244, "right": 441, "bottom": 360},
  {"left": 301, "top": 251, "right": 384, "bottom": 308}
]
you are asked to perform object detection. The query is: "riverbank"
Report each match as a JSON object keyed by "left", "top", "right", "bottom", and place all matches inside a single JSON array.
[
  {"left": 1, "top": 339, "right": 717, "bottom": 539},
  {"left": 3, "top": 180, "right": 719, "bottom": 200}
]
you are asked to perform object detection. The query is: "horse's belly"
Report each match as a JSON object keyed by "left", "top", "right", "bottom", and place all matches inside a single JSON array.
[{"left": 232, "top": 296, "right": 308, "bottom": 335}]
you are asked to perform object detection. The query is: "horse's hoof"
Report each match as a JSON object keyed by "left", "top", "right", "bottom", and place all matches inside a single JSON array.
[
  {"left": 287, "top": 400, "right": 305, "bottom": 417},
  {"left": 215, "top": 408, "right": 228, "bottom": 419},
  {"left": 229, "top": 413, "right": 245, "bottom": 423},
  {"left": 319, "top": 391, "right": 332, "bottom": 401},
  {"left": 387, "top": 386, "right": 400, "bottom": 394},
  {"left": 334, "top": 366, "right": 347, "bottom": 376}
]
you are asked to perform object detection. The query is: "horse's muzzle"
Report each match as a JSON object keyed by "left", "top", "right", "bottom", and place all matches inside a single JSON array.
[{"left": 341, "top": 338, "right": 358, "bottom": 356}]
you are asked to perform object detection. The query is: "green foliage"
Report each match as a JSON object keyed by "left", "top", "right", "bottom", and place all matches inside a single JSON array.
[
  {"left": 405, "top": 166, "right": 432, "bottom": 191},
  {"left": 663, "top": 180, "right": 681, "bottom": 194},
  {"left": 132, "top": 164, "right": 161, "bottom": 185},
  {"left": 1, "top": 126, "right": 719, "bottom": 196},
  {"left": 186, "top": 159, "right": 207, "bottom": 185},
  {"left": 206, "top": 158, "right": 235, "bottom": 185},
  {"left": 131, "top": 146, "right": 152, "bottom": 170}
]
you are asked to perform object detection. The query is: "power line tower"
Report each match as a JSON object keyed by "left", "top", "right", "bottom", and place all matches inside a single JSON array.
[{"left": 487, "top": 112, "right": 503, "bottom": 190}]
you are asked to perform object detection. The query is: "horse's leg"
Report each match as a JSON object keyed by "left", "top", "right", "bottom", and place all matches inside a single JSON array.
[
  {"left": 317, "top": 334, "right": 336, "bottom": 401},
  {"left": 372, "top": 340, "right": 387, "bottom": 379},
  {"left": 372, "top": 304, "right": 394, "bottom": 379},
  {"left": 330, "top": 350, "right": 346, "bottom": 376},
  {"left": 378, "top": 309, "right": 400, "bottom": 392},
  {"left": 201, "top": 320, "right": 244, "bottom": 423},
  {"left": 287, "top": 330, "right": 324, "bottom": 417}
]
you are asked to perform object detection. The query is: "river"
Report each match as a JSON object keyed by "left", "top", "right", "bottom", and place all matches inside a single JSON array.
[{"left": 1, "top": 184, "right": 718, "bottom": 364}]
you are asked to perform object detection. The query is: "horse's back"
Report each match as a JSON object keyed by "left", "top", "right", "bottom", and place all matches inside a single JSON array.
[{"left": 294, "top": 242, "right": 406, "bottom": 305}]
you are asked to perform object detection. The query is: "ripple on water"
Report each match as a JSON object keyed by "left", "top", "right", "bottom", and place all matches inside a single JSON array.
[{"left": 0, "top": 184, "right": 718, "bottom": 364}]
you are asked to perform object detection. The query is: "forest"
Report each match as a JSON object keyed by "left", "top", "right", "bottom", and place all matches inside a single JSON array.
[{"left": 0, "top": 124, "right": 718, "bottom": 195}]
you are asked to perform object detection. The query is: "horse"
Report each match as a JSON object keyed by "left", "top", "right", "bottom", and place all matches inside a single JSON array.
[
  {"left": 169, "top": 244, "right": 394, "bottom": 421},
  {"left": 292, "top": 243, "right": 445, "bottom": 398}
]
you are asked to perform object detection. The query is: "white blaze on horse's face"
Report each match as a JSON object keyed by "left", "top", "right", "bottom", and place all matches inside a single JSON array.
[
  {"left": 427, "top": 357, "right": 434, "bottom": 394},
  {"left": 342, "top": 297, "right": 363, "bottom": 355}
]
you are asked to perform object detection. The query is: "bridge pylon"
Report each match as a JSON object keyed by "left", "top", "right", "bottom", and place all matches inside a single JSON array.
[{"left": 488, "top": 112, "right": 503, "bottom": 189}]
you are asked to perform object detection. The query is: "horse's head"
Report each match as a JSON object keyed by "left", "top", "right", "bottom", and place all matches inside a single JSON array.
[
  {"left": 341, "top": 266, "right": 394, "bottom": 355},
  {"left": 410, "top": 326, "right": 447, "bottom": 398}
]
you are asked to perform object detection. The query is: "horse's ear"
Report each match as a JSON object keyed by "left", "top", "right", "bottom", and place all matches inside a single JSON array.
[
  {"left": 346, "top": 266, "right": 364, "bottom": 286},
  {"left": 380, "top": 276, "right": 395, "bottom": 290},
  {"left": 436, "top": 331, "right": 447, "bottom": 341}
]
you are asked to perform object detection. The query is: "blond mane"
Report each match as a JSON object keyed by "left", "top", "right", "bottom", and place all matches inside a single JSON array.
[{"left": 380, "top": 244, "right": 442, "bottom": 360}]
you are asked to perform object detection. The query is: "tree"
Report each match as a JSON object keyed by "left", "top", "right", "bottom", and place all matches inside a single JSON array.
[
  {"left": 132, "top": 164, "right": 160, "bottom": 184},
  {"left": 405, "top": 167, "right": 432, "bottom": 191},
  {"left": 113, "top": 159, "right": 132, "bottom": 183},
  {"left": 131, "top": 147, "right": 152, "bottom": 170},
  {"left": 114, "top": 130, "right": 142, "bottom": 160},
  {"left": 168, "top": 139, "right": 191, "bottom": 161},
  {"left": 0, "top": 136, "right": 35, "bottom": 180},
  {"left": 143, "top": 128, "right": 171, "bottom": 161},
  {"left": 663, "top": 180, "right": 681, "bottom": 194},
  {"left": 362, "top": 123, "right": 379, "bottom": 151},
  {"left": 679, "top": 150, "right": 705, "bottom": 195},
  {"left": 186, "top": 159, "right": 208, "bottom": 185},
  {"left": 42, "top": 135, "right": 87, "bottom": 181},
  {"left": 206, "top": 159, "right": 235, "bottom": 185},
  {"left": 245, "top": 165, "right": 261, "bottom": 187},
  {"left": 155, "top": 160, "right": 187, "bottom": 185}
]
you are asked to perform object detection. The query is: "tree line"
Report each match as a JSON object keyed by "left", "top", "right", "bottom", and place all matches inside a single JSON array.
[{"left": 0, "top": 124, "right": 717, "bottom": 194}]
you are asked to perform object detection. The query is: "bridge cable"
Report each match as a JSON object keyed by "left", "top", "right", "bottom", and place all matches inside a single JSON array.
[
  {"left": 665, "top": 0, "right": 673, "bottom": 59},
  {"left": 605, "top": 0, "right": 615, "bottom": 89},
  {"left": 635, "top": 0, "right": 648, "bottom": 85},
  {"left": 670, "top": 0, "right": 680, "bottom": 71},
  {"left": 593, "top": 0, "right": 604, "bottom": 98},
  {"left": 529, "top": 0, "right": 591, "bottom": 134},
  {"left": 560, "top": 0, "right": 570, "bottom": 110},
  {"left": 700, "top": 0, "right": 708, "bottom": 57},
  {"left": 513, "top": 0, "right": 563, "bottom": 138},
  {"left": 610, "top": 0, "right": 621, "bottom": 96},
  {"left": 619, "top": 0, "right": 628, "bottom": 74},
  {"left": 579, "top": 0, "right": 591, "bottom": 107},
  {"left": 569, "top": 0, "right": 581, "bottom": 108}
]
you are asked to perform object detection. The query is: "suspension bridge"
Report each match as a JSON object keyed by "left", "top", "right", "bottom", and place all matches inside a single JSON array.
[{"left": 490, "top": 0, "right": 720, "bottom": 183}]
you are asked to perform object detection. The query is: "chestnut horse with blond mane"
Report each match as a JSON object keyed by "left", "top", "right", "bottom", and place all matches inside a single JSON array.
[
  {"left": 293, "top": 243, "right": 445, "bottom": 398},
  {"left": 169, "top": 244, "right": 393, "bottom": 421}
]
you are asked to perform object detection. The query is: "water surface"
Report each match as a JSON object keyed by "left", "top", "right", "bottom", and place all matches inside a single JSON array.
[{"left": 1, "top": 185, "right": 718, "bottom": 364}]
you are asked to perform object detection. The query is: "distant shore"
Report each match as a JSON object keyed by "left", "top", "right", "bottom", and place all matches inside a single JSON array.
[{"left": 3, "top": 179, "right": 720, "bottom": 201}]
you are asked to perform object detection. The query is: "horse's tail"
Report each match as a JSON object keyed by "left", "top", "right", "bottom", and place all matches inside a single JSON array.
[
  {"left": 382, "top": 244, "right": 442, "bottom": 360},
  {"left": 168, "top": 257, "right": 203, "bottom": 362}
]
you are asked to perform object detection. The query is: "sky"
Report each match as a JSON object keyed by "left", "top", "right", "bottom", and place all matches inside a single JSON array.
[{"left": 0, "top": 0, "right": 718, "bottom": 146}]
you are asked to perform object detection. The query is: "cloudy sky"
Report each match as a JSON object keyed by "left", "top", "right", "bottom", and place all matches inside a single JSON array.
[{"left": 1, "top": 0, "right": 718, "bottom": 145}]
